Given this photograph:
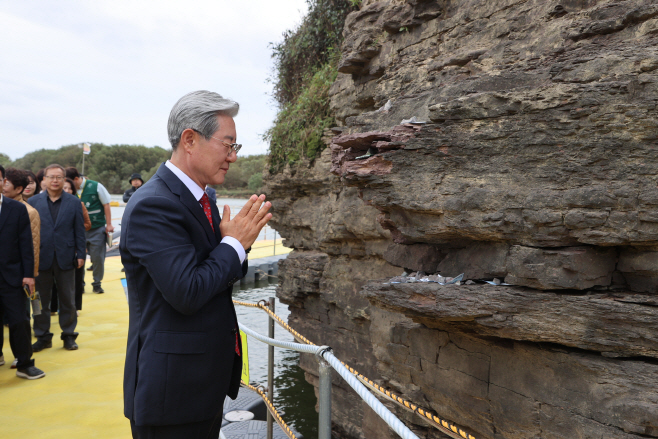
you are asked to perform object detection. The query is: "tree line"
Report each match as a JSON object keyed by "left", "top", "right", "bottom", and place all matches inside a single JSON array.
[{"left": 1, "top": 144, "right": 265, "bottom": 195}]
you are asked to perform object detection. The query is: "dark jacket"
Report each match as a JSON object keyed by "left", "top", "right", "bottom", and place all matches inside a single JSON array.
[
  {"left": 28, "top": 192, "right": 86, "bottom": 271},
  {"left": 120, "top": 163, "right": 247, "bottom": 426},
  {"left": 0, "top": 197, "right": 34, "bottom": 287},
  {"left": 123, "top": 186, "right": 138, "bottom": 203}
]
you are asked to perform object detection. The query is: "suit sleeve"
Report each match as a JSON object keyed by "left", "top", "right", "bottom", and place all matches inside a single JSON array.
[
  {"left": 17, "top": 204, "right": 34, "bottom": 278},
  {"left": 73, "top": 200, "right": 86, "bottom": 260},
  {"left": 126, "top": 195, "right": 244, "bottom": 315}
]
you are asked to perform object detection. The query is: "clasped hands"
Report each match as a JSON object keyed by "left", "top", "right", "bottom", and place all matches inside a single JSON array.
[{"left": 220, "top": 194, "right": 273, "bottom": 250}]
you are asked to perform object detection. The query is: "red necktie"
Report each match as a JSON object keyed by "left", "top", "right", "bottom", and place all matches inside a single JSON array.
[
  {"left": 201, "top": 192, "right": 240, "bottom": 355},
  {"left": 199, "top": 193, "right": 214, "bottom": 232}
]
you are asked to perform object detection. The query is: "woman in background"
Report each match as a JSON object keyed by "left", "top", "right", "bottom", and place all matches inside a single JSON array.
[
  {"left": 22, "top": 170, "right": 40, "bottom": 199},
  {"left": 35, "top": 169, "right": 46, "bottom": 192}
]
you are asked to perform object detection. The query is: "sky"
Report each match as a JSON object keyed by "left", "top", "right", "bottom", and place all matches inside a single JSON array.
[{"left": 0, "top": 0, "right": 309, "bottom": 160}]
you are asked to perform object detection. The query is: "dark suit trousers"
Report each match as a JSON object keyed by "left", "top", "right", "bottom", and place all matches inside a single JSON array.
[
  {"left": 34, "top": 262, "right": 77, "bottom": 341},
  {"left": 75, "top": 262, "right": 85, "bottom": 310},
  {"left": 0, "top": 277, "right": 34, "bottom": 369},
  {"left": 130, "top": 404, "right": 224, "bottom": 439}
]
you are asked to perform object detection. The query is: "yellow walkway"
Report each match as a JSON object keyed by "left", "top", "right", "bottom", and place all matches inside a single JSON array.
[{"left": 0, "top": 241, "right": 290, "bottom": 438}]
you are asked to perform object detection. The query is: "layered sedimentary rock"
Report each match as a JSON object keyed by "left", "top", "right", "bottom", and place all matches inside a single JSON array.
[{"left": 264, "top": 1, "right": 658, "bottom": 438}]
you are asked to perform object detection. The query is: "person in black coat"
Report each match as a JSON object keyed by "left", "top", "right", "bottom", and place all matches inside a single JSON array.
[
  {"left": 28, "top": 164, "right": 86, "bottom": 351},
  {"left": 120, "top": 90, "right": 270, "bottom": 438},
  {"left": 0, "top": 165, "right": 45, "bottom": 379},
  {"left": 122, "top": 173, "right": 143, "bottom": 203}
]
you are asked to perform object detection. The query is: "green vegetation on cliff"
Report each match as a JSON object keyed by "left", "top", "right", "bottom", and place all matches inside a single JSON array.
[
  {"left": 265, "top": 0, "right": 357, "bottom": 172},
  {"left": 8, "top": 144, "right": 266, "bottom": 195}
]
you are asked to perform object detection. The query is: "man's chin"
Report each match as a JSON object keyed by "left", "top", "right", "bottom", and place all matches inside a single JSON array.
[{"left": 209, "top": 175, "right": 225, "bottom": 186}]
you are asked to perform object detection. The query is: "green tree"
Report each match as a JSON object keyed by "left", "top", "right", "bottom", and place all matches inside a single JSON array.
[
  {"left": 10, "top": 144, "right": 267, "bottom": 196},
  {"left": 248, "top": 173, "right": 263, "bottom": 192},
  {"left": 12, "top": 143, "right": 171, "bottom": 193},
  {"left": 0, "top": 153, "right": 11, "bottom": 167}
]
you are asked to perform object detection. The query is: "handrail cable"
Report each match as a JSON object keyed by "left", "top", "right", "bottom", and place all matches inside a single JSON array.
[
  {"left": 239, "top": 323, "right": 420, "bottom": 439},
  {"left": 233, "top": 299, "right": 476, "bottom": 439}
]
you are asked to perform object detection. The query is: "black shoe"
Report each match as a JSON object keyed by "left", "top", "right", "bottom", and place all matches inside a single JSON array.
[
  {"left": 32, "top": 340, "right": 52, "bottom": 352},
  {"left": 87, "top": 265, "right": 94, "bottom": 271},
  {"left": 93, "top": 286, "right": 104, "bottom": 294},
  {"left": 16, "top": 365, "right": 46, "bottom": 380},
  {"left": 63, "top": 338, "right": 79, "bottom": 350}
]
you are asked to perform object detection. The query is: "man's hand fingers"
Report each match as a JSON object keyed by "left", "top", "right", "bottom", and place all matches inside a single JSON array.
[
  {"left": 221, "top": 205, "right": 231, "bottom": 224},
  {"left": 246, "top": 195, "right": 265, "bottom": 219},
  {"left": 257, "top": 213, "right": 273, "bottom": 230},
  {"left": 23, "top": 278, "right": 35, "bottom": 294},
  {"left": 236, "top": 195, "right": 258, "bottom": 219},
  {"left": 253, "top": 201, "right": 271, "bottom": 221}
]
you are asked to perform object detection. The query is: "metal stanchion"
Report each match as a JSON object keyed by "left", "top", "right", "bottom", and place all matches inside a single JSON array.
[
  {"left": 267, "top": 297, "right": 275, "bottom": 439},
  {"left": 317, "top": 351, "right": 333, "bottom": 439}
]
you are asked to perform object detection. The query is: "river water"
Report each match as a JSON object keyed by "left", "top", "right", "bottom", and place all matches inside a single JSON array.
[{"left": 232, "top": 279, "right": 318, "bottom": 439}]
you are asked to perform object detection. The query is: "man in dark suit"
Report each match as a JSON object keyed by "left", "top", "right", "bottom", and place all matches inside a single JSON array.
[
  {"left": 0, "top": 165, "right": 45, "bottom": 379},
  {"left": 28, "top": 164, "right": 86, "bottom": 351},
  {"left": 120, "top": 90, "right": 271, "bottom": 438}
]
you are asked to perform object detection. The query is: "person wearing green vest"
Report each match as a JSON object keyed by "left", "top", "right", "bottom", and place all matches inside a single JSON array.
[{"left": 66, "top": 167, "right": 114, "bottom": 294}]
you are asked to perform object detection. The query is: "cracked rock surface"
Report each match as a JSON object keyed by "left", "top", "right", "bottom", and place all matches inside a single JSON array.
[{"left": 264, "top": 0, "right": 658, "bottom": 438}]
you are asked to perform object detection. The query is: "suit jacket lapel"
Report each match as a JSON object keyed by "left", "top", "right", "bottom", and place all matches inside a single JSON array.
[
  {"left": 210, "top": 200, "right": 222, "bottom": 242},
  {"left": 38, "top": 195, "right": 54, "bottom": 228},
  {"left": 180, "top": 191, "right": 218, "bottom": 246},
  {"left": 53, "top": 195, "right": 68, "bottom": 229},
  {"left": 156, "top": 164, "right": 218, "bottom": 246}
]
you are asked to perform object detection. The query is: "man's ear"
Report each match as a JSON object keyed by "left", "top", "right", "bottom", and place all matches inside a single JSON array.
[{"left": 179, "top": 128, "right": 197, "bottom": 154}]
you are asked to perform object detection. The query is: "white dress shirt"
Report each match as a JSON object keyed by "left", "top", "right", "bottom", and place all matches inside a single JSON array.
[{"left": 165, "top": 160, "right": 246, "bottom": 263}]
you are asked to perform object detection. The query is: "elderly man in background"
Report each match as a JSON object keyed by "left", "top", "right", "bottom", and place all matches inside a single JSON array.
[
  {"left": 28, "top": 164, "right": 86, "bottom": 351},
  {"left": 66, "top": 167, "right": 114, "bottom": 294},
  {"left": 121, "top": 90, "right": 271, "bottom": 438},
  {"left": 0, "top": 165, "right": 44, "bottom": 379}
]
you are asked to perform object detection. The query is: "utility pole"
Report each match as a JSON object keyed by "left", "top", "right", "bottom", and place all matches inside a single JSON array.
[{"left": 81, "top": 143, "right": 90, "bottom": 175}]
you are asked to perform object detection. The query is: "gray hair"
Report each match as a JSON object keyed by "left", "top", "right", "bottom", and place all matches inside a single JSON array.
[
  {"left": 44, "top": 164, "right": 66, "bottom": 176},
  {"left": 167, "top": 90, "right": 239, "bottom": 150}
]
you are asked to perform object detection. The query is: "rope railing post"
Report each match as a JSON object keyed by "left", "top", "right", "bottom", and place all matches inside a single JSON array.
[
  {"left": 267, "top": 297, "right": 275, "bottom": 439},
  {"left": 316, "top": 347, "right": 333, "bottom": 439}
]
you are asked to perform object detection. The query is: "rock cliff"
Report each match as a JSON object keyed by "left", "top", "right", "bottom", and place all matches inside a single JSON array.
[{"left": 264, "top": 1, "right": 658, "bottom": 438}]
